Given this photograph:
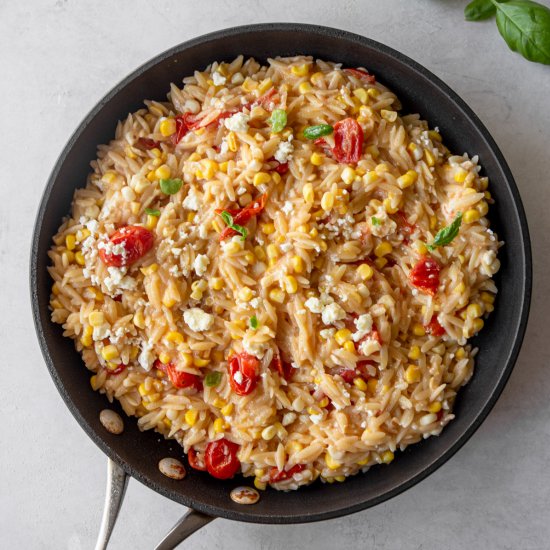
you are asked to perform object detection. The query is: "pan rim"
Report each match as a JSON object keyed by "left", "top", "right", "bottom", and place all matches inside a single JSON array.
[{"left": 30, "top": 22, "right": 532, "bottom": 523}]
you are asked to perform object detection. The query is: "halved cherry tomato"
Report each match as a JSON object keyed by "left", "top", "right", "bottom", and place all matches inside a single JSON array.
[
  {"left": 228, "top": 352, "right": 260, "bottom": 395},
  {"left": 425, "top": 315, "right": 446, "bottom": 337},
  {"left": 218, "top": 193, "right": 268, "bottom": 240},
  {"left": 154, "top": 360, "right": 202, "bottom": 390},
  {"left": 268, "top": 463, "right": 305, "bottom": 483},
  {"left": 409, "top": 256, "right": 441, "bottom": 296},
  {"left": 345, "top": 68, "right": 376, "bottom": 84},
  {"left": 333, "top": 118, "right": 364, "bottom": 164},
  {"left": 136, "top": 137, "right": 161, "bottom": 150},
  {"left": 270, "top": 352, "right": 293, "bottom": 380},
  {"left": 98, "top": 225, "right": 154, "bottom": 267},
  {"left": 187, "top": 448, "right": 207, "bottom": 471},
  {"left": 205, "top": 438, "right": 240, "bottom": 479}
]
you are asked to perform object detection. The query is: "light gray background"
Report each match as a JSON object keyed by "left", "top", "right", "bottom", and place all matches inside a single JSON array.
[{"left": 1, "top": 1, "right": 549, "bottom": 548}]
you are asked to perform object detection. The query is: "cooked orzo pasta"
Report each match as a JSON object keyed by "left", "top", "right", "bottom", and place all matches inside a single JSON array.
[{"left": 48, "top": 55, "right": 501, "bottom": 489}]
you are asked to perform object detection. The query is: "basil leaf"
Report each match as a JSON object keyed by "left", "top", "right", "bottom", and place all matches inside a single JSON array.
[
  {"left": 204, "top": 371, "right": 222, "bottom": 387},
  {"left": 269, "top": 109, "right": 287, "bottom": 133},
  {"left": 465, "top": 0, "right": 496, "bottom": 21},
  {"left": 219, "top": 210, "right": 248, "bottom": 240},
  {"left": 159, "top": 178, "right": 183, "bottom": 195},
  {"left": 303, "top": 124, "right": 334, "bottom": 140},
  {"left": 144, "top": 207, "right": 161, "bottom": 216},
  {"left": 371, "top": 216, "right": 381, "bottom": 226},
  {"left": 427, "top": 213, "right": 463, "bottom": 251},
  {"left": 495, "top": 0, "right": 550, "bottom": 64},
  {"left": 249, "top": 315, "right": 258, "bottom": 329}
]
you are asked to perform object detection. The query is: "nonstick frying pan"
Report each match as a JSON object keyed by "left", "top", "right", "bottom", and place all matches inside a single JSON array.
[{"left": 30, "top": 23, "right": 532, "bottom": 549}]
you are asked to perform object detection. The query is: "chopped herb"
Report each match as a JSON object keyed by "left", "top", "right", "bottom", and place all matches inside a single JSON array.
[
  {"left": 371, "top": 216, "right": 381, "bottom": 226},
  {"left": 145, "top": 208, "right": 161, "bottom": 216},
  {"left": 220, "top": 210, "right": 248, "bottom": 240},
  {"left": 303, "top": 124, "right": 334, "bottom": 140},
  {"left": 249, "top": 315, "right": 259, "bottom": 329},
  {"left": 269, "top": 109, "right": 287, "bottom": 133},
  {"left": 204, "top": 371, "right": 222, "bottom": 387},
  {"left": 427, "top": 212, "right": 463, "bottom": 251},
  {"left": 159, "top": 178, "right": 183, "bottom": 195}
]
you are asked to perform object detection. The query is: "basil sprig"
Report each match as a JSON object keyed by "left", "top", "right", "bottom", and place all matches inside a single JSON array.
[
  {"left": 220, "top": 210, "right": 248, "bottom": 240},
  {"left": 204, "top": 371, "right": 222, "bottom": 387},
  {"left": 465, "top": 0, "right": 550, "bottom": 65},
  {"left": 269, "top": 109, "right": 287, "bottom": 133},
  {"left": 159, "top": 178, "right": 183, "bottom": 195},
  {"left": 427, "top": 213, "right": 463, "bottom": 251},
  {"left": 303, "top": 124, "right": 334, "bottom": 140}
]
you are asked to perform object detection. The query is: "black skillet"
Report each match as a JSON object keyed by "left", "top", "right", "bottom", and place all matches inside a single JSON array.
[{"left": 30, "top": 23, "right": 532, "bottom": 548}]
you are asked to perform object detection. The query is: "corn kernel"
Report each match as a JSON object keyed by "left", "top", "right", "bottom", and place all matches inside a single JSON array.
[
  {"left": 74, "top": 251, "right": 85, "bottom": 266},
  {"left": 383, "top": 198, "right": 398, "bottom": 214},
  {"left": 226, "top": 132, "right": 238, "bottom": 153},
  {"left": 424, "top": 149, "right": 436, "bottom": 167},
  {"left": 155, "top": 164, "right": 171, "bottom": 180},
  {"left": 405, "top": 364, "right": 421, "bottom": 384},
  {"left": 238, "top": 286, "right": 254, "bottom": 302},
  {"left": 261, "top": 222, "right": 275, "bottom": 235},
  {"left": 310, "top": 152, "right": 323, "bottom": 166},
  {"left": 408, "top": 345, "right": 421, "bottom": 360},
  {"left": 397, "top": 170, "right": 418, "bottom": 189},
  {"left": 352, "top": 87, "right": 368, "bottom": 104},
  {"left": 374, "top": 257, "right": 387, "bottom": 269},
  {"left": 325, "top": 453, "right": 341, "bottom": 470},
  {"left": 318, "top": 397, "right": 329, "bottom": 408},
  {"left": 467, "top": 303, "right": 483, "bottom": 318},
  {"left": 355, "top": 263, "right": 373, "bottom": 282},
  {"left": 261, "top": 425, "right": 277, "bottom": 440},
  {"left": 343, "top": 341, "right": 355, "bottom": 353},
  {"left": 299, "top": 81, "right": 312, "bottom": 94},
  {"left": 321, "top": 191, "right": 334, "bottom": 211},
  {"left": 291, "top": 64, "right": 310, "bottom": 76},
  {"left": 131, "top": 309, "right": 145, "bottom": 329},
  {"left": 454, "top": 168, "right": 468, "bottom": 183},
  {"left": 480, "top": 291, "right": 495, "bottom": 304},
  {"left": 157, "top": 352, "right": 170, "bottom": 365},
  {"left": 472, "top": 318, "right": 484, "bottom": 333},
  {"left": 266, "top": 244, "right": 279, "bottom": 260},
  {"left": 412, "top": 323, "right": 426, "bottom": 337},
  {"left": 428, "top": 401, "right": 442, "bottom": 413},
  {"left": 102, "top": 171, "right": 117, "bottom": 184},
  {"left": 381, "top": 109, "right": 397, "bottom": 122},
  {"left": 84, "top": 287, "right": 103, "bottom": 302},
  {"left": 283, "top": 275, "right": 298, "bottom": 294},
  {"left": 334, "top": 328, "right": 352, "bottom": 346},
  {"left": 76, "top": 228, "right": 91, "bottom": 242},
  {"left": 353, "top": 377, "right": 368, "bottom": 391},
  {"left": 477, "top": 201, "right": 489, "bottom": 216},
  {"left": 209, "top": 277, "right": 224, "bottom": 291},
  {"left": 341, "top": 167, "right": 356, "bottom": 185},
  {"left": 271, "top": 172, "right": 282, "bottom": 184},
  {"left": 213, "top": 398, "right": 226, "bottom": 409},
  {"left": 381, "top": 450, "right": 394, "bottom": 464},
  {"left": 80, "top": 326, "right": 93, "bottom": 348},
  {"left": 185, "top": 409, "right": 198, "bottom": 427},
  {"left": 462, "top": 209, "right": 480, "bottom": 224},
  {"left": 65, "top": 234, "right": 76, "bottom": 251},
  {"left": 254, "top": 478, "right": 267, "bottom": 491},
  {"left": 291, "top": 255, "right": 304, "bottom": 273},
  {"left": 193, "top": 357, "right": 209, "bottom": 367},
  {"left": 251, "top": 246, "right": 265, "bottom": 262},
  {"left": 159, "top": 118, "right": 176, "bottom": 136},
  {"left": 89, "top": 311, "right": 105, "bottom": 327},
  {"left": 165, "top": 331, "right": 185, "bottom": 345},
  {"left": 220, "top": 403, "right": 234, "bottom": 416},
  {"left": 357, "top": 455, "right": 370, "bottom": 466},
  {"left": 101, "top": 345, "right": 119, "bottom": 361},
  {"left": 367, "top": 378, "right": 378, "bottom": 393},
  {"left": 374, "top": 242, "right": 392, "bottom": 258},
  {"left": 269, "top": 288, "right": 285, "bottom": 303}
]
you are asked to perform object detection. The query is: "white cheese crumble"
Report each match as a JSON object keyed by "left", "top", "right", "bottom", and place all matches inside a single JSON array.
[
  {"left": 103, "top": 267, "right": 137, "bottom": 293},
  {"left": 310, "top": 413, "right": 324, "bottom": 424},
  {"left": 242, "top": 337, "right": 268, "bottom": 359},
  {"left": 183, "top": 308, "right": 214, "bottom": 332},
  {"left": 281, "top": 201, "right": 293, "bottom": 215},
  {"left": 212, "top": 72, "right": 226, "bottom": 86},
  {"left": 183, "top": 186, "right": 200, "bottom": 211},
  {"left": 304, "top": 297, "right": 323, "bottom": 314},
  {"left": 319, "top": 328, "right": 336, "bottom": 340},
  {"left": 352, "top": 313, "right": 373, "bottom": 342},
  {"left": 138, "top": 340, "right": 155, "bottom": 371},
  {"left": 92, "top": 323, "right": 110, "bottom": 342},
  {"left": 321, "top": 302, "right": 346, "bottom": 325},
  {"left": 193, "top": 254, "right": 210, "bottom": 276},
  {"left": 224, "top": 112, "right": 250, "bottom": 133},
  {"left": 274, "top": 136, "right": 294, "bottom": 164}
]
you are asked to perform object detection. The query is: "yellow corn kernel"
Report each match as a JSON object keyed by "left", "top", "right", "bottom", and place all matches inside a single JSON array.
[
  {"left": 269, "top": 287, "right": 285, "bottom": 303},
  {"left": 254, "top": 477, "right": 267, "bottom": 491},
  {"left": 253, "top": 171, "right": 271, "bottom": 187},
  {"left": 453, "top": 282, "right": 466, "bottom": 295},
  {"left": 463, "top": 209, "right": 481, "bottom": 224},
  {"left": 238, "top": 286, "right": 254, "bottom": 302},
  {"left": 299, "top": 81, "right": 312, "bottom": 94},
  {"left": 341, "top": 341, "right": 354, "bottom": 353},
  {"left": 353, "top": 377, "right": 368, "bottom": 391},
  {"left": 101, "top": 171, "right": 117, "bottom": 185},
  {"left": 352, "top": 87, "right": 368, "bottom": 104},
  {"left": 412, "top": 323, "right": 426, "bottom": 337},
  {"left": 321, "top": 191, "right": 335, "bottom": 211},
  {"left": 258, "top": 77, "right": 273, "bottom": 95},
  {"left": 74, "top": 251, "right": 85, "bottom": 266},
  {"left": 76, "top": 228, "right": 91, "bottom": 242},
  {"left": 291, "top": 255, "right": 304, "bottom": 274},
  {"left": 381, "top": 450, "right": 394, "bottom": 464},
  {"left": 408, "top": 345, "right": 421, "bottom": 360},
  {"left": 334, "top": 328, "right": 352, "bottom": 346},
  {"left": 261, "top": 425, "right": 277, "bottom": 441},
  {"left": 133, "top": 310, "right": 145, "bottom": 329},
  {"left": 65, "top": 234, "right": 76, "bottom": 251},
  {"left": 159, "top": 118, "right": 176, "bottom": 137},
  {"left": 208, "top": 277, "right": 223, "bottom": 291},
  {"left": 283, "top": 275, "right": 298, "bottom": 294},
  {"left": 367, "top": 378, "right": 378, "bottom": 394},
  {"left": 261, "top": 222, "right": 275, "bottom": 235},
  {"left": 202, "top": 159, "right": 219, "bottom": 179},
  {"left": 80, "top": 326, "right": 93, "bottom": 348},
  {"left": 140, "top": 264, "right": 158, "bottom": 278},
  {"left": 155, "top": 164, "right": 171, "bottom": 180},
  {"left": 366, "top": 88, "right": 380, "bottom": 99},
  {"left": 341, "top": 166, "right": 357, "bottom": 185},
  {"left": 165, "top": 331, "right": 185, "bottom": 345},
  {"left": 374, "top": 257, "right": 387, "bottom": 269},
  {"left": 138, "top": 382, "right": 149, "bottom": 397},
  {"left": 193, "top": 357, "right": 209, "bottom": 367},
  {"left": 101, "top": 345, "right": 119, "bottom": 361},
  {"left": 249, "top": 246, "right": 265, "bottom": 263},
  {"left": 224, "top": 240, "right": 242, "bottom": 255},
  {"left": 424, "top": 149, "right": 436, "bottom": 167},
  {"left": 185, "top": 409, "right": 198, "bottom": 427},
  {"left": 217, "top": 161, "right": 229, "bottom": 175},
  {"left": 89, "top": 311, "right": 105, "bottom": 327},
  {"left": 128, "top": 201, "right": 140, "bottom": 215},
  {"left": 480, "top": 291, "right": 495, "bottom": 304},
  {"left": 477, "top": 201, "right": 489, "bottom": 217},
  {"left": 90, "top": 374, "right": 101, "bottom": 390},
  {"left": 325, "top": 453, "right": 341, "bottom": 470},
  {"left": 467, "top": 303, "right": 483, "bottom": 318},
  {"left": 412, "top": 240, "right": 427, "bottom": 256},
  {"left": 405, "top": 364, "right": 421, "bottom": 384},
  {"left": 381, "top": 109, "right": 397, "bottom": 122},
  {"left": 220, "top": 403, "right": 234, "bottom": 417},
  {"left": 84, "top": 287, "right": 103, "bottom": 302},
  {"left": 297, "top": 223, "right": 309, "bottom": 233},
  {"left": 310, "top": 152, "right": 323, "bottom": 166},
  {"left": 397, "top": 170, "right": 418, "bottom": 189},
  {"left": 383, "top": 197, "right": 398, "bottom": 214},
  {"left": 316, "top": 397, "right": 329, "bottom": 409},
  {"left": 157, "top": 352, "right": 170, "bottom": 365},
  {"left": 428, "top": 401, "right": 442, "bottom": 413},
  {"left": 227, "top": 131, "right": 238, "bottom": 152},
  {"left": 241, "top": 77, "right": 258, "bottom": 92},
  {"left": 145, "top": 214, "right": 158, "bottom": 230},
  {"left": 213, "top": 398, "right": 226, "bottom": 409},
  {"left": 146, "top": 170, "right": 156, "bottom": 182},
  {"left": 291, "top": 63, "right": 310, "bottom": 77},
  {"left": 271, "top": 172, "right": 282, "bottom": 185},
  {"left": 266, "top": 244, "right": 279, "bottom": 261},
  {"left": 374, "top": 242, "right": 392, "bottom": 258},
  {"left": 454, "top": 168, "right": 468, "bottom": 183},
  {"left": 355, "top": 263, "right": 373, "bottom": 282},
  {"left": 357, "top": 455, "right": 370, "bottom": 466},
  {"left": 472, "top": 318, "right": 484, "bottom": 333}
]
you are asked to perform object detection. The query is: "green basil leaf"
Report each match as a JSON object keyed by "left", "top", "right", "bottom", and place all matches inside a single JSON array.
[
  {"left": 427, "top": 213, "right": 463, "bottom": 251},
  {"left": 269, "top": 109, "right": 287, "bottom": 133},
  {"left": 249, "top": 315, "right": 259, "bottom": 329},
  {"left": 371, "top": 216, "right": 381, "bottom": 226},
  {"left": 219, "top": 210, "right": 248, "bottom": 240},
  {"left": 465, "top": 0, "right": 496, "bottom": 21},
  {"left": 204, "top": 371, "right": 222, "bottom": 387},
  {"left": 144, "top": 207, "right": 161, "bottom": 216},
  {"left": 303, "top": 124, "right": 334, "bottom": 140},
  {"left": 159, "top": 178, "right": 183, "bottom": 195},
  {"left": 495, "top": 0, "right": 550, "bottom": 64}
]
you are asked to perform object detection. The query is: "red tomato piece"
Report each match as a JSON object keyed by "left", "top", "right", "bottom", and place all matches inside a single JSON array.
[
  {"left": 409, "top": 256, "right": 441, "bottom": 296},
  {"left": 204, "top": 438, "right": 240, "bottom": 480},
  {"left": 267, "top": 157, "right": 289, "bottom": 174},
  {"left": 219, "top": 193, "right": 268, "bottom": 240},
  {"left": 425, "top": 315, "right": 446, "bottom": 337},
  {"left": 136, "top": 137, "right": 161, "bottom": 150},
  {"left": 154, "top": 360, "right": 202, "bottom": 390},
  {"left": 98, "top": 225, "right": 154, "bottom": 267},
  {"left": 337, "top": 368, "right": 357, "bottom": 384},
  {"left": 345, "top": 68, "right": 376, "bottom": 84},
  {"left": 356, "top": 360, "right": 375, "bottom": 380},
  {"left": 228, "top": 352, "right": 260, "bottom": 395},
  {"left": 171, "top": 115, "right": 190, "bottom": 145},
  {"left": 107, "top": 363, "right": 127, "bottom": 375},
  {"left": 332, "top": 118, "right": 364, "bottom": 164},
  {"left": 268, "top": 464, "right": 306, "bottom": 483},
  {"left": 187, "top": 448, "right": 207, "bottom": 471},
  {"left": 270, "top": 352, "right": 293, "bottom": 380}
]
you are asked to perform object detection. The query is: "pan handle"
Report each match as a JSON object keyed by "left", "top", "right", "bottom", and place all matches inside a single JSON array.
[
  {"left": 153, "top": 509, "right": 214, "bottom": 550},
  {"left": 94, "top": 458, "right": 129, "bottom": 550}
]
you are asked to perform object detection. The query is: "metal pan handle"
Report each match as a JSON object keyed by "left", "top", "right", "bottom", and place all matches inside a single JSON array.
[{"left": 95, "top": 458, "right": 214, "bottom": 550}]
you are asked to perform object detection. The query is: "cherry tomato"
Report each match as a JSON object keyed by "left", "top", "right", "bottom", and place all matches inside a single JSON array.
[
  {"left": 409, "top": 256, "right": 441, "bottom": 296},
  {"left": 187, "top": 448, "right": 207, "bottom": 471},
  {"left": 270, "top": 352, "right": 293, "bottom": 380},
  {"left": 204, "top": 438, "right": 240, "bottom": 480},
  {"left": 98, "top": 225, "right": 154, "bottom": 267},
  {"left": 345, "top": 68, "right": 376, "bottom": 84},
  {"left": 228, "top": 352, "right": 260, "bottom": 395},
  {"left": 136, "top": 137, "right": 161, "bottom": 150},
  {"left": 218, "top": 193, "right": 268, "bottom": 240},
  {"left": 333, "top": 118, "right": 364, "bottom": 164},
  {"left": 154, "top": 360, "right": 202, "bottom": 390},
  {"left": 425, "top": 315, "right": 446, "bottom": 337},
  {"left": 268, "top": 464, "right": 305, "bottom": 483}
]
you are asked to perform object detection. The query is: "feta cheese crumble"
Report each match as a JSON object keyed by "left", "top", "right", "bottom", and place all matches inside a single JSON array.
[
  {"left": 183, "top": 308, "right": 214, "bottom": 332},
  {"left": 193, "top": 254, "right": 210, "bottom": 276},
  {"left": 274, "top": 135, "right": 294, "bottom": 164},
  {"left": 224, "top": 112, "right": 250, "bottom": 133},
  {"left": 212, "top": 72, "right": 226, "bottom": 86},
  {"left": 321, "top": 302, "right": 346, "bottom": 325},
  {"left": 183, "top": 186, "right": 200, "bottom": 211}
]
